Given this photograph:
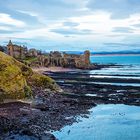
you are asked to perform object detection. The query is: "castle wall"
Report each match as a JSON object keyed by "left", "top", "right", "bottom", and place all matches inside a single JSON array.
[
  {"left": 6, "top": 40, "right": 91, "bottom": 69},
  {"left": 38, "top": 50, "right": 91, "bottom": 69}
]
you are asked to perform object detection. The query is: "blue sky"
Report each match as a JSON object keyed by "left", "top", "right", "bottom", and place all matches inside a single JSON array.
[{"left": 0, "top": 0, "right": 140, "bottom": 52}]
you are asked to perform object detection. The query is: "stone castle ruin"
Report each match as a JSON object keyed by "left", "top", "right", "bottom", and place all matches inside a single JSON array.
[
  {"left": 7, "top": 40, "right": 28, "bottom": 59},
  {"left": 2, "top": 40, "right": 91, "bottom": 69},
  {"left": 7, "top": 40, "right": 41, "bottom": 59},
  {"left": 38, "top": 51, "right": 90, "bottom": 68}
]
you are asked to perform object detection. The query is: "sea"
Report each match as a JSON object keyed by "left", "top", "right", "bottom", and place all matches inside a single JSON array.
[
  {"left": 53, "top": 55, "right": 140, "bottom": 140},
  {"left": 90, "top": 55, "right": 140, "bottom": 65},
  {"left": 89, "top": 55, "right": 140, "bottom": 87}
]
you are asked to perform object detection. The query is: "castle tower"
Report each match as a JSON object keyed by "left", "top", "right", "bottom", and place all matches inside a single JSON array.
[
  {"left": 7, "top": 40, "right": 14, "bottom": 57},
  {"left": 84, "top": 50, "right": 90, "bottom": 66}
]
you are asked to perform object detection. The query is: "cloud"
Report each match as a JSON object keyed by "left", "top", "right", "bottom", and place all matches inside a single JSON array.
[
  {"left": 0, "top": 0, "right": 140, "bottom": 52},
  {"left": 63, "top": 22, "right": 80, "bottom": 27},
  {"left": 112, "top": 27, "right": 134, "bottom": 33},
  {"left": 0, "top": 13, "right": 26, "bottom": 27},
  {"left": 17, "top": 10, "right": 38, "bottom": 17},
  {"left": 104, "top": 42, "right": 140, "bottom": 46},
  {"left": 103, "top": 42, "right": 140, "bottom": 51},
  {"left": 3, "top": 0, "right": 89, "bottom": 20},
  {"left": 132, "top": 23, "right": 140, "bottom": 27},
  {"left": 87, "top": 0, "right": 140, "bottom": 19},
  {"left": 50, "top": 28, "right": 92, "bottom": 35},
  {"left": 0, "top": 26, "right": 11, "bottom": 31}
]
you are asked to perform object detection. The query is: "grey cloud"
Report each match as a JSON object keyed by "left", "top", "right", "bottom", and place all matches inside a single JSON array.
[
  {"left": 87, "top": 0, "right": 140, "bottom": 19},
  {"left": 50, "top": 28, "right": 92, "bottom": 35},
  {"left": 112, "top": 27, "right": 134, "bottom": 33},
  {"left": 132, "top": 23, "right": 140, "bottom": 27},
  {"left": 63, "top": 22, "right": 80, "bottom": 27},
  {"left": 104, "top": 42, "right": 140, "bottom": 47}
]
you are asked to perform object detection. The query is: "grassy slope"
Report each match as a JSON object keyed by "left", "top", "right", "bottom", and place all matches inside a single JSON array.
[{"left": 0, "top": 51, "right": 60, "bottom": 102}]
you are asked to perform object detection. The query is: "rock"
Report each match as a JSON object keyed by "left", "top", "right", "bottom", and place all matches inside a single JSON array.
[
  {"left": 41, "top": 133, "right": 57, "bottom": 140},
  {"left": 0, "top": 116, "right": 12, "bottom": 133},
  {"left": 0, "top": 51, "right": 32, "bottom": 102},
  {"left": 29, "top": 125, "right": 44, "bottom": 137},
  {"left": 30, "top": 96, "right": 49, "bottom": 111},
  {"left": 100, "top": 88, "right": 108, "bottom": 92},
  {"left": 4, "top": 134, "right": 38, "bottom": 140},
  {"left": 20, "top": 107, "right": 31, "bottom": 115}
]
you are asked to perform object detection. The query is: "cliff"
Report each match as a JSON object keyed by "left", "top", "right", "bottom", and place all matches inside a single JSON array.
[{"left": 0, "top": 51, "right": 60, "bottom": 102}]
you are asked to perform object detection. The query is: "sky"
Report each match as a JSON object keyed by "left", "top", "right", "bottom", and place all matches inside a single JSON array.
[{"left": 0, "top": 0, "right": 140, "bottom": 52}]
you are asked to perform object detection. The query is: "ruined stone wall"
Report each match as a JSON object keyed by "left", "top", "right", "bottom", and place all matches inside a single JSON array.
[
  {"left": 37, "top": 50, "right": 91, "bottom": 69},
  {"left": 6, "top": 40, "right": 91, "bottom": 69},
  {"left": 7, "top": 40, "right": 41, "bottom": 60},
  {"left": 7, "top": 40, "right": 28, "bottom": 59},
  {"left": 7, "top": 45, "right": 27, "bottom": 59}
]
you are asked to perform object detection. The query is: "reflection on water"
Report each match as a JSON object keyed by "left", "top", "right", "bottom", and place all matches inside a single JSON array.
[{"left": 53, "top": 104, "right": 140, "bottom": 140}]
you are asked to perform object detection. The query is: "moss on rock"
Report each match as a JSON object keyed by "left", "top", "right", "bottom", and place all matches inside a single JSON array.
[
  {"left": 27, "top": 72, "right": 61, "bottom": 91},
  {"left": 0, "top": 51, "right": 32, "bottom": 102},
  {"left": 0, "top": 51, "right": 61, "bottom": 102}
]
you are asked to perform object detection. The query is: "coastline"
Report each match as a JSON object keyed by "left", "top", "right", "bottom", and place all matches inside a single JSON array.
[
  {"left": 1, "top": 63, "right": 140, "bottom": 139},
  {"left": 32, "top": 66, "right": 81, "bottom": 74}
]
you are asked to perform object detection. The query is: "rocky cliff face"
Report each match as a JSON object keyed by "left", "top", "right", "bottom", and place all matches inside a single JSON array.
[{"left": 0, "top": 51, "right": 60, "bottom": 102}]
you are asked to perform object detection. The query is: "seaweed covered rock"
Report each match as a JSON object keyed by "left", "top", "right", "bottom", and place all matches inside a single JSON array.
[{"left": 0, "top": 51, "right": 60, "bottom": 102}]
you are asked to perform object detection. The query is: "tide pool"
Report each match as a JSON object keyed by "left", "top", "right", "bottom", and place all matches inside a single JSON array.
[{"left": 53, "top": 104, "right": 140, "bottom": 140}]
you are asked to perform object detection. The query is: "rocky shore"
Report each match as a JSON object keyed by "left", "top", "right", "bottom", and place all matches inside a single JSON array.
[
  {"left": 0, "top": 62, "right": 140, "bottom": 140},
  {"left": 45, "top": 66, "right": 140, "bottom": 106},
  {"left": 0, "top": 86, "right": 95, "bottom": 140}
]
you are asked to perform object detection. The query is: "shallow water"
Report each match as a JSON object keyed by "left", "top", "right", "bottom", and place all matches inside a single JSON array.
[
  {"left": 53, "top": 55, "right": 140, "bottom": 140},
  {"left": 90, "top": 56, "right": 140, "bottom": 86},
  {"left": 53, "top": 104, "right": 140, "bottom": 140},
  {"left": 90, "top": 82, "right": 140, "bottom": 87},
  {"left": 89, "top": 66, "right": 140, "bottom": 76}
]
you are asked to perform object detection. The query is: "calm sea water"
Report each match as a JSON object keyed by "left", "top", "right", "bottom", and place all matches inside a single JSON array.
[
  {"left": 90, "top": 55, "right": 140, "bottom": 65},
  {"left": 53, "top": 55, "right": 140, "bottom": 140},
  {"left": 90, "top": 55, "right": 140, "bottom": 86}
]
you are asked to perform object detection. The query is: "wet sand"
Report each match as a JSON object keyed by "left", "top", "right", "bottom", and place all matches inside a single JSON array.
[{"left": 32, "top": 66, "right": 80, "bottom": 74}]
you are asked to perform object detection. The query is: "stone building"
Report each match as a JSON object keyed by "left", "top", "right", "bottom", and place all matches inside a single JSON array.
[
  {"left": 38, "top": 51, "right": 64, "bottom": 67},
  {"left": 7, "top": 40, "right": 28, "bottom": 59},
  {"left": 38, "top": 50, "right": 91, "bottom": 69},
  {"left": 6, "top": 40, "right": 91, "bottom": 69},
  {"left": 28, "top": 49, "right": 38, "bottom": 57}
]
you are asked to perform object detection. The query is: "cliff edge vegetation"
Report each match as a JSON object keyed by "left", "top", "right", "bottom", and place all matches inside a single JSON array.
[{"left": 0, "top": 51, "right": 60, "bottom": 102}]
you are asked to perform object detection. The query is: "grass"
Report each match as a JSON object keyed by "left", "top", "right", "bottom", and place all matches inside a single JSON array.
[{"left": 0, "top": 51, "right": 60, "bottom": 102}]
